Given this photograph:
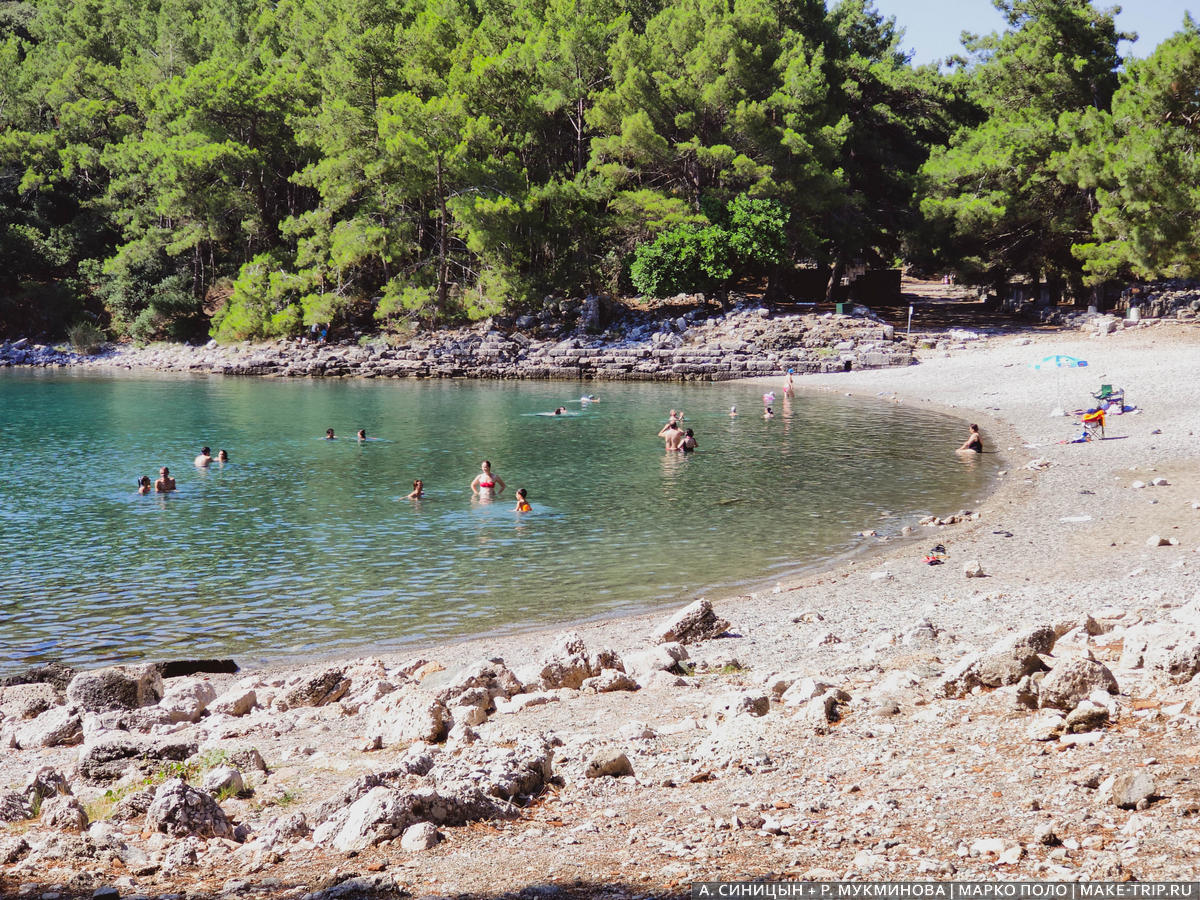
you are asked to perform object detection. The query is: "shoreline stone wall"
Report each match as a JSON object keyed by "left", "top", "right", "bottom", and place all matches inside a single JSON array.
[{"left": 0, "top": 305, "right": 913, "bottom": 381}]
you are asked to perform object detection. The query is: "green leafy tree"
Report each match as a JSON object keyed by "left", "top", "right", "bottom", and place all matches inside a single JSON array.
[
  {"left": 1065, "top": 16, "right": 1200, "bottom": 282},
  {"left": 920, "top": 0, "right": 1129, "bottom": 298}
]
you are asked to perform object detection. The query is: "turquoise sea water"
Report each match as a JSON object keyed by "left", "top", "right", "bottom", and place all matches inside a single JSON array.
[{"left": 0, "top": 372, "right": 995, "bottom": 673}]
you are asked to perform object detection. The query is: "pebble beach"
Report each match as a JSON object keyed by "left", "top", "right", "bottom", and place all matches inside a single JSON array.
[{"left": 3, "top": 319, "right": 1200, "bottom": 897}]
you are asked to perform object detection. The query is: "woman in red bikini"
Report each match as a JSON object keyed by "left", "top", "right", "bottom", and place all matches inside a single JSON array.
[{"left": 470, "top": 459, "right": 506, "bottom": 499}]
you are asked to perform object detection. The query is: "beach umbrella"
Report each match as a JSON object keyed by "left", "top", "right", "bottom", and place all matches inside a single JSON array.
[{"left": 1029, "top": 354, "right": 1088, "bottom": 414}]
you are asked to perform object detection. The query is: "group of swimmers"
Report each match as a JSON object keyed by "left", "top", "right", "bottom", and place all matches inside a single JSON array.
[
  {"left": 136, "top": 446, "right": 229, "bottom": 494},
  {"left": 400, "top": 461, "right": 532, "bottom": 512},
  {"left": 325, "top": 428, "right": 369, "bottom": 440},
  {"left": 657, "top": 409, "right": 698, "bottom": 452}
]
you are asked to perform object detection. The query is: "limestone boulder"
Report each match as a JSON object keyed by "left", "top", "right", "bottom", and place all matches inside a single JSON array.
[
  {"left": 0, "top": 682, "right": 60, "bottom": 720},
  {"left": 276, "top": 667, "right": 351, "bottom": 710},
  {"left": 78, "top": 734, "right": 198, "bottom": 782},
  {"left": 209, "top": 687, "right": 257, "bottom": 717},
  {"left": 15, "top": 705, "right": 82, "bottom": 749},
  {"left": 145, "top": 778, "right": 232, "bottom": 838},
  {"left": 585, "top": 749, "right": 634, "bottom": 779},
  {"left": 365, "top": 691, "right": 450, "bottom": 746},
  {"left": 650, "top": 599, "right": 730, "bottom": 645},
  {"left": 39, "top": 796, "right": 88, "bottom": 831},
  {"left": 158, "top": 678, "right": 217, "bottom": 723},
  {"left": 66, "top": 665, "right": 163, "bottom": 712},
  {"left": 201, "top": 766, "right": 244, "bottom": 796},
  {"left": 1038, "top": 657, "right": 1119, "bottom": 710},
  {"left": 940, "top": 625, "right": 1057, "bottom": 698},
  {"left": 400, "top": 821, "right": 440, "bottom": 851}
]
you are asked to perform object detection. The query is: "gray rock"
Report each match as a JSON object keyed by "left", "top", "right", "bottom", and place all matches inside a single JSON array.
[
  {"left": 1039, "top": 657, "right": 1118, "bottom": 710},
  {"left": 940, "top": 625, "right": 1057, "bottom": 698},
  {"left": 39, "top": 796, "right": 88, "bottom": 831},
  {"left": 258, "top": 811, "right": 310, "bottom": 847},
  {"left": 400, "top": 821, "right": 440, "bottom": 851},
  {"left": 145, "top": 778, "right": 232, "bottom": 838},
  {"left": 227, "top": 746, "right": 268, "bottom": 773},
  {"left": 158, "top": 678, "right": 217, "bottom": 723},
  {"left": 15, "top": 705, "right": 83, "bottom": 749},
  {"left": 580, "top": 670, "right": 638, "bottom": 693},
  {"left": 436, "top": 660, "right": 523, "bottom": 710},
  {"left": 0, "top": 682, "right": 60, "bottom": 720},
  {"left": 1162, "top": 641, "right": 1200, "bottom": 684},
  {"left": 209, "top": 686, "right": 257, "bottom": 717},
  {"left": 585, "top": 749, "right": 634, "bottom": 778},
  {"left": 1064, "top": 700, "right": 1110, "bottom": 733},
  {"left": 66, "top": 665, "right": 163, "bottom": 712},
  {"left": 277, "top": 667, "right": 351, "bottom": 709},
  {"left": 529, "top": 632, "right": 593, "bottom": 690},
  {"left": 711, "top": 692, "right": 770, "bottom": 720},
  {"left": 365, "top": 691, "right": 450, "bottom": 745},
  {"left": 1111, "top": 771, "right": 1157, "bottom": 809},
  {"left": 78, "top": 734, "right": 198, "bottom": 782},
  {"left": 0, "top": 790, "right": 30, "bottom": 822},
  {"left": 24, "top": 766, "right": 71, "bottom": 805},
  {"left": 0, "top": 834, "right": 29, "bottom": 864},
  {"left": 201, "top": 765, "right": 245, "bottom": 796},
  {"left": 650, "top": 599, "right": 730, "bottom": 645}
]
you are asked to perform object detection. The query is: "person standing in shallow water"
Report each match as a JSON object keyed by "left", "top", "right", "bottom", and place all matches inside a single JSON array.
[
  {"left": 155, "top": 467, "right": 176, "bottom": 492},
  {"left": 470, "top": 460, "right": 505, "bottom": 499},
  {"left": 137, "top": 475, "right": 152, "bottom": 495},
  {"left": 194, "top": 447, "right": 212, "bottom": 467}
]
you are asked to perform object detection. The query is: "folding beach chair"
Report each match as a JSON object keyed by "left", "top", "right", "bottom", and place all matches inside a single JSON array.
[{"left": 1080, "top": 408, "right": 1105, "bottom": 440}]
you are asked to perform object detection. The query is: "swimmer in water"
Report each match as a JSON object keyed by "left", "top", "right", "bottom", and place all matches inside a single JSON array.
[
  {"left": 680, "top": 428, "right": 697, "bottom": 453},
  {"left": 581, "top": 395, "right": 598, "bottom": 403},
  {"left": 405, "top": 479, "right": 424, "bottom": 499},
  {"left": 661, "top": 421, "right": 685, "bottom": 451},
  {"left": 956, "top": 423, "right": 983, "bottom": 453},
  {"left": 729, "top": 405, "right": 737, "bottom": 417},
  {"left": 553, "top": 407, "right": 567, "bottom": 416},
  {"left": 137, "top": 475, "right": 152, "bottom": 495},
  {"left": 217, "top": 449, "right": 229, "bottom": 462},
  {"left": 514, "top": 487, "right": 532, "bottom": 512},
  {"left": 357, "top": 429, "right": 366, "bottom": 440},
  {"left": 763, "top": 391, "right": 775, "bottom": 408},
  {"left": 325, "top": 428, "right": 336, "bottom": 440},
  {"left": 470, "top": 460, "right": 506, "bottom": 497},
  {"left": 155, "top": 467, "right": 176, "bottom": 493},
  {"left": 763, "top": 406, "right": 774, "bottom": 419},
  {"left": 194, "top": 446, "right": 212, "bottom": 467}
]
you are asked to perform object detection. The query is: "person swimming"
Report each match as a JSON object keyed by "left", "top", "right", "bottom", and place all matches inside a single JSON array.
[
  {"left": 325, "top": 428, "right": 336, "bottom": 440},
  {"left": 763, "top": 391, "right": 775, "bottom": 408},
  {"left": 155, "top": 467, "right": 176, "bottom": 492},
  {"left": 137, "top": 475, "right": 152, "bottom": 495},
  {"left": 194, "top": 447, "right": 212, "bottom": 467},
  {"left": 580, "top": 395, "right": 599, "bottom": 403},
  {"left": 514, "top": 487, "right": 532, "bottom": 512},
  {"left": 357, "top": 429, "right": 366, "bottom": 440},
  {"left": 471, "top": 460, "right": 506, "bottom": 497},
  {"left": 553, "top": 407, "right": 567, "bottom": 416},
  {"left": 763, "top": 406, "right": 774, "bottom": 419},
  {"left": 680, "top": 428, "right": 697, "bottom": 453},
  {"left": 217, "top": 449, "right": 229, "bottom": 462},
  {"left": 729, "top": 405, "right": 737, "bottom": 417},
  {"left": 661, "top": 421, "right": 685, "bottom": 451}
]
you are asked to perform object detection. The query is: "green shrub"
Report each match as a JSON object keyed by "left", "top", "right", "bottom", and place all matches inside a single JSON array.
[
  {"left": 66, "top": 320, "right": 105, "bottom": 354},
  {"left": 629, "top": 224, "right": 732, "bottom": 297}
]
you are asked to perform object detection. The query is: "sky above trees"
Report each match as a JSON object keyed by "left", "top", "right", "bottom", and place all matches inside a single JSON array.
[{"left": 873, "top": 0, "right": 1196, "bottom": 65}]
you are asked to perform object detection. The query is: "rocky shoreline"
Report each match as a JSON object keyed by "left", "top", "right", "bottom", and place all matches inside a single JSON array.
[
  {"left": 4, "top": 324, "right": 1200, "bottom": 899},
  {"left": 1, "top": 302, "right": 911, "bottom": 381}
]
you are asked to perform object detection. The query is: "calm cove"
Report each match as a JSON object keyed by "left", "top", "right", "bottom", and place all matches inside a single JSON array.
[{"left": 0, "top": 372, "right": 996, "bottom": 674}]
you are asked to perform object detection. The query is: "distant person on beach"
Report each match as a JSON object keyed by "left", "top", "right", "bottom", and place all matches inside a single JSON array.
[
  {"left": 471, "top": 460, "right": 505, "bottom": 498},
  {"left": 514, "top": 488, "right": 532, "bottom": 512},
  {"left": 357, "top": 429, "right": 366, "bottom": 440},
  {"left": 137, "top": 475, "right": 152, "bottom": 495},
  {"left": 194, "top": 447, "right": 212, "bottom": 467},
  {"left": 680, "top": 428, "right": 698, "bottom": 453},
  {"left": 405, "top": 479, "right": 424, "bottom": 500},
  {"left": 217, "top": 449, "right": 229, "bottom": 462},
  {"left": 325, "top": 428, "right": 336, "bottom": 440},
  {"left": 957, "top": 423, "right": 983, "bottom": 453},
  {"left": 155, "top": 467, "right": 176, "bottom": 493}
]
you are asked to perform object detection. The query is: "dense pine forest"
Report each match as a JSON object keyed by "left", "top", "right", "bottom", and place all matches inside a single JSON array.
[{"left": 0, "top": 0, "right": 1198, "bottom": 342}]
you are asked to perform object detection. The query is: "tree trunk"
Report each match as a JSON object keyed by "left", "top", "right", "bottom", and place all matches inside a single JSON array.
[
  {"left": 436, "top": 154, "right": 449, "bottom": 322},
  {"left": 825, "top": 254, "right": 845, "bottom": 302}
]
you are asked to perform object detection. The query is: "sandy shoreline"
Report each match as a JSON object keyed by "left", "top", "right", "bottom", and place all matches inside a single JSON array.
[{"left": 4, "top": 319, "right": 1200, "bottom": 896}]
